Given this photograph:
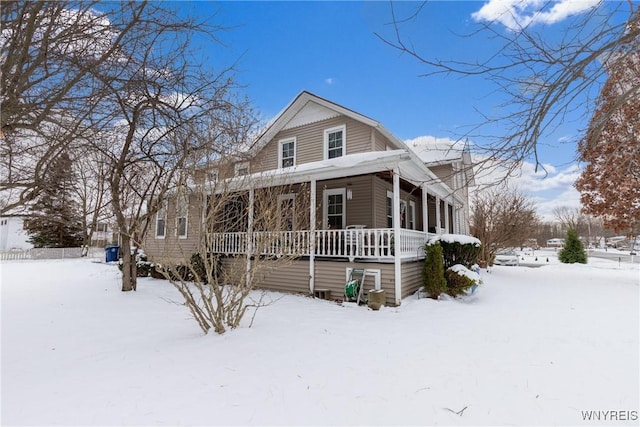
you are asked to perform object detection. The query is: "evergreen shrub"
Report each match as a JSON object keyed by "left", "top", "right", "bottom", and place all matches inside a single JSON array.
[
  {"left": 558, "top": 228, "right": 587, "bottom": 264},
  {"left": 422, "top": 242, "right": 447, "bottom": 299}
]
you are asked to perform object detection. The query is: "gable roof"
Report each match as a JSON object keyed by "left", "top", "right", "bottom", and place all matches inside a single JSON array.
[{"left": 248, "top": 91, "right": 406, "bottom": 156}]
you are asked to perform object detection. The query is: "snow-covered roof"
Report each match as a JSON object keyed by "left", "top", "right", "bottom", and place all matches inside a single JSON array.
[
  {"left": 404, "top": 136, "right": 466, "bottom": 165},
  {"left": 206, "top": 149, "right": 458, "bottom": 201}
]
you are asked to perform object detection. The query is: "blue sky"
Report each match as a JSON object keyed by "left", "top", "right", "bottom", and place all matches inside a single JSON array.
[{"left": 187, "top": 0, "right": 623, "bottom": 220}]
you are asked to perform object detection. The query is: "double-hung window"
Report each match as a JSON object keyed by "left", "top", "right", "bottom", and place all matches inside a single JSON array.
[
  {"left": 324, "top": 125, "right": 345, "bottom": 159},
  {"left": 176, "top": 196, "right": 188, "bottom": 239},
  {"left": 156, "top": 205, "right": 166, "bottom": 239},
  {"left": 279, "top": 138, "right": 296, "bottom": 168},
  {"left": 235, "top": 162, "right": 249, "bottom": 177}
]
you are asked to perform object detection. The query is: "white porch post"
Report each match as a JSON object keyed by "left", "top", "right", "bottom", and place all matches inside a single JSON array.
[
  {"left": 444, "top": 198, "right": 450, "bottom": 234},
  {"left": 309, "top": 179, "right": 316, "bottom": 294},
  {"left": 393, "top": 169, "right": 401, "bottom": 305},
  {"left": 421, "top": 186, "right": 428, "bottom": 234},
  {"left": 246, "top": 187, "right": 254, "bottom": 288},
  {"left": 435, "top": 196, "right": 442, "bottom": 234}
]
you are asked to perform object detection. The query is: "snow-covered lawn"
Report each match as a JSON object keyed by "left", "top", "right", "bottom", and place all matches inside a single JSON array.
[{"left": 1, "top": 253, "right": 638, "bottom": 426}]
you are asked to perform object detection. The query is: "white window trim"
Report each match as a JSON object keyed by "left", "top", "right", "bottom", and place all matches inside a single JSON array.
[
  {"left": 409, "top": 200, "right": 416, "bottom": 230},
  {"left": 278, "top": 137, "right": 296, "bottom": 169},
  {"left": 323, "top": 124, "right": 346, "bottom": 160},
  {"left": 175, "top": 196, "right": 189, "bottom": 239},
  {"left": 277, "top": 193, "right": 296, "bottom": 230},
  {"left": 155, "top": 206, "right": 166, "bottom": 239},
  {"left": 234, "top": 161, "right": 250, "bottom": 177},
  {"left": 207, "top": 169, "right": 218, "bottom": 183},
  {"left": 322, "top": 188, "right": 346, "bottom": 229},
  {"left": 386, "top": 190, "right": 393, "bottom": 228}
]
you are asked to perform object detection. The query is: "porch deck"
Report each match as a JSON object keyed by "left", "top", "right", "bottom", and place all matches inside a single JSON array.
[{"left": 208, "top": 228, "right": 435, "bottom": 261}]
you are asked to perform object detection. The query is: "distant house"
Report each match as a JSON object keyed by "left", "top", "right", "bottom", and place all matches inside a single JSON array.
[
  {"left": 0, "top": 217, "right": 33, "bottom": 251},
  {"left": 546, "top": 238, "right": 564, "bottom": 247},
  {"left": 144, "top": 91, "right": 475, "bottom": 305},
  {"left": 91, "top": 222, "right": 114, "bottom": 247}
]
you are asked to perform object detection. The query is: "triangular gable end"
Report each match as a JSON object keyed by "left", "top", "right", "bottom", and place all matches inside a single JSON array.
[{"left": 281, "top": 100, "right": 340, "bottom": 131}]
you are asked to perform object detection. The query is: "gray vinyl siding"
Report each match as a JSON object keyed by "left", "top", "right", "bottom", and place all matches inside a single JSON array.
[
  {"left": 251, "top": 115, "right": 375, "bottom": 173},
  {"left": 144, "top": 193, "right": 203, "bottom": 261},
  {"left": 256, "top": 259, "right": 311, "bottom": 294},
  {"left": 401, "top": 261, "right": 424, "bottom": 298},
  {"left": 317, "top": 175, "right": 373, "bottom": 228},
  {"left": 373, "top": 129, "right": 394, "bottom": 151},
  {"left": 372, "top": 175, "right": 424, "bottom": 231},
  {"left": 312, "top": 260, "right": 396, "bottom": 306},
  {"left": 430, "top": 164, "right": 454, "bottom": 189},
  {"left": 213, "top": 258, "right": 398, "bottom": 305}
]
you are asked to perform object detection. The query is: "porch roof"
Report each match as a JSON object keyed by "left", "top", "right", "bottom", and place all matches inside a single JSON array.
[{"left": 208, "top": 149, "right": 460, "bottom": 202}]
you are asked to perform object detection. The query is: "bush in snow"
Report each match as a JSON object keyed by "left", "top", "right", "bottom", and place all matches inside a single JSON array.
[
  {"left": 558, "top": 228, "right": 587, "bottom": 264},
  {"left": 430, "top": 234, "right": 482, "bottom": 270},
  {"left": 118, "top": 252, "right": 152, "bottom": 277},
  {"left": 423, "top": 242, "right": 447, "bottom": 299},
  {"left": 445, "top": 265, "right": 482, "bottom": 297}
]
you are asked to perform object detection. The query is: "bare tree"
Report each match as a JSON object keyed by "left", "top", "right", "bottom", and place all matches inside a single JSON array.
[
  {"left": 1, "top": 1, "right": 256, "bottom": 291},
  {"left": 1, "top": 1, "right": 148, "bottom": 213},
  {"left": 553, "top": 206, "right": 584, "bottom": 231},
  {"left": 158, "top": 171, "right": 311, "bottom": 334},
  {"left": 72, "top": 148, "right": 112, "bottom": 250},
  {"left": 376, "top": 2, "right": 639, "bottom": 178},
  {"left": 470, "top": 185, "right": 538, "bottom": 266}
]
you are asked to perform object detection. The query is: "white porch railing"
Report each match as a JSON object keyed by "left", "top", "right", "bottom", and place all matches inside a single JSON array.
[{"left": 206, "top": 228, "right": 435, "bottom": 260}]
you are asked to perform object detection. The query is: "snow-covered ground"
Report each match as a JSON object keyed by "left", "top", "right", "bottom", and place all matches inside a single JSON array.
[{"left": 1, "top": 252, "right": 638, "bottom": 426}]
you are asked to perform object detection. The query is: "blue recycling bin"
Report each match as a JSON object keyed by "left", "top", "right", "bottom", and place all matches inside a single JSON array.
[{"left": 105, "top": 245, "right": 120, "bottom": 263}]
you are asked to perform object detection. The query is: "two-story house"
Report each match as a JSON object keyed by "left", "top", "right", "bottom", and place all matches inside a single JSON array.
[{"left": 144, "top": 91, "right": 473, "bottom": 306}]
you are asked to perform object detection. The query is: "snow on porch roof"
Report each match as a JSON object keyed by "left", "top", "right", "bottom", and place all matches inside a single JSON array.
[{"left": 209, "top": 149, "right": 457, "bottom": 201}]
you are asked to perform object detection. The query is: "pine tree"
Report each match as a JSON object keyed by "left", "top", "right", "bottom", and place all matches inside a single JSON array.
[
  {"left": 26, "top": 151, "right": 84, "bottom": 248},
  {"left": 558, "top": 228, "right": 587, "bottom": 264},
  {"left": 422, "top": 242, "right": 447, "bottom": 299}
]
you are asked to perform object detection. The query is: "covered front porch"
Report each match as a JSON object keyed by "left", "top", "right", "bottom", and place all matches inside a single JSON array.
[{"left": 204, "top": 150, "right": 463, "bottom": 305}]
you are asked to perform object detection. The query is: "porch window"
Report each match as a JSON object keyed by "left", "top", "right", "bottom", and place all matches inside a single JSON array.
[
  {"left": 176, "top": 196, "right": 188, "bottom": 239},
  {"left": 408, "top": 200, "right": 416, "bottom": 230},
  {"left": 400, "top": 200, "right": 407, "bottom": 228},
  {"left": 222, "top": 196, "right": 247, "bottom": 232},
  {"left": 386, "top": 191, "right": 410, "bottom": 229},
  {"left": 323, "top": 188, "right": 345, "bottom": 229},
  {"left": 324, "top": 125, "right": 345, "bottom": 159},
  {"left": 279, "top": 138, "right": 296, "bottom": 168},
  {"left": 386, "top": 191, "right": 393, "bottom": 228},
  {"left": 155, "top": 206, "right": 166, "bottom": 239},
  {"left": 277, "top": 194, "right": 296, "bottom": 231}
]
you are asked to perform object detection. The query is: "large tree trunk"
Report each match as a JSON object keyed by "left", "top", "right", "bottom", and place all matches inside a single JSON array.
[{"left": 120, "top": 234, "right": 137, "bottom": 292}]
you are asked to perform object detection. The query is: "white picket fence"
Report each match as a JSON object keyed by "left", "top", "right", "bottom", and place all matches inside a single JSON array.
[{"left": 0, "top": 247, "right": 105, "bottom": 261}]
